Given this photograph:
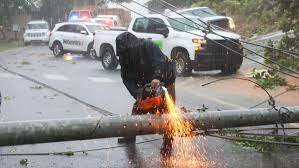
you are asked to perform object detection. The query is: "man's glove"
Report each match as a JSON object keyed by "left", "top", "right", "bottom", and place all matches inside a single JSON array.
[{"left": 135, "top": 87, "right": 144, "bottom": 101}]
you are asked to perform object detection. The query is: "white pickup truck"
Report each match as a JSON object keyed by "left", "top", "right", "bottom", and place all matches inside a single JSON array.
[{"left": 93, "top": 14, "right": 243, "bottom": 76}]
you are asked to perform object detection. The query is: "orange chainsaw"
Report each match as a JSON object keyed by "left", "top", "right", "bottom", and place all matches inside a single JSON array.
[{"left": 138, "top": 83, "right": 166, "bottom": 112}]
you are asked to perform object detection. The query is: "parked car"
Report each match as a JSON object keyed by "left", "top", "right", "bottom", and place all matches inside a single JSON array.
[
  {"left": 178, "top": 7, "right": 236, "bottom": 31},
  {"left": 93, "top": 14, "right": 243, "bottom": 75},
  {"left": 23, "top": 20, "right": 50, "bottom": 45},
  {"left": 93, "top": 15, "right": 122, "bottom": 28},
  {"left": 49, "top": 22, "right": 103, "bottom": 58}
]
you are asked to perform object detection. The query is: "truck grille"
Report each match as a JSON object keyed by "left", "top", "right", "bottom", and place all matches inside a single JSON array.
[
  {"left": 209, "top": 18, "right": 229, "bottom": 30},
  {"left": 199, "top": 39, "right": 242, "bottom": 66},
  {"left": 206, "top": 39, "right": 240, "bottom": 55},
  {"left": 28, "top": 33, "right": 45, "bottom": 37}
]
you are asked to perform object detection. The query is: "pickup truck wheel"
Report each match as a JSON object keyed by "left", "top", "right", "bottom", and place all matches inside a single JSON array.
[
  {"left": 89, "top": 49, "right": 97, "bottom": 59},
  {"left": 221, "top": 64, "right": 238, "bottom": 75},
  {"left": 85, "top": 44, "right": 97, "bottom": 59},
  {"left": 173, "top": 50, "right": 192, "bottom": 77},
  {"left": 101, "top": 46, "right": 118, "bottom": 70},
  {"left": 52, "top": 42, "right": 63, "bottom": 57}
]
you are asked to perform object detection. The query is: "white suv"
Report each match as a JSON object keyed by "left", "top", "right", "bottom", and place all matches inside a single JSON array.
[
  {"left": 49, "top": 22, "right": 102, "bottom": 58},
  {"left": 93, "top": 14, "right": 243, "bottom": 75},
  {"left": 23, "top": 20, "right": 50, "bottom": 45}
]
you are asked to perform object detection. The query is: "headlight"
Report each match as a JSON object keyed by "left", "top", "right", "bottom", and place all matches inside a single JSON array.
[
  {"left": 228, "top": 18, "right": 236, "bottom": 30},
  {"left": 192, "top": 38, "right": 199, "bottom": 44},
  {"left": 192, "top": 38, "right": 207, "bottom": 44},
  {"left": 193, "top": 38, "right": 207, "bottom": 52},
  {"left": 194, "top": 46, "right": 201, "bottom": 52}
]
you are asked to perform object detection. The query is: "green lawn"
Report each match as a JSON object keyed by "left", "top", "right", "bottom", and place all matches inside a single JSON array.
[{"left": 0, "top": 40, "right": 23, "bottom": 52}]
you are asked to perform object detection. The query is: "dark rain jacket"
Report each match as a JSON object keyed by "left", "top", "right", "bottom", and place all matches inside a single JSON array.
[{"left": 116, "top": 32, "right": 176, "bottom": 99}]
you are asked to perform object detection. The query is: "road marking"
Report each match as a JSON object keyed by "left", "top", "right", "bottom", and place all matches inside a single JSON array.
[
  {"left": 180, "top": 86, "right": 246, "bottom": 109},
  {"left": 43, "top": 74, "right": 69, "bottom": 81},
  {"left": 0, "top": 73, "right": 22, "bottom": 79},
  {"left": 194, "top": 93, "right": 246, "bottom": 109},
  {"left": 250, "top": 31, "right": 284, "bottom": 43},
  {"left": 88, "top": 77, "right": 116, "bottom": 83}
]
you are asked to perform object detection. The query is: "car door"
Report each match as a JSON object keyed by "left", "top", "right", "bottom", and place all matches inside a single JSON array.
[
  {"left": 131, "top": 18, "right": 168, "bottom": 54},
  {"left": 56, "top": 25, "right": 72, "bottom": 50},
  {"left": 66, "top": 24, "right": 82, "bottom": 51},
  {"left": 71, "top": 24, "right": 89, "bottom": 52}
]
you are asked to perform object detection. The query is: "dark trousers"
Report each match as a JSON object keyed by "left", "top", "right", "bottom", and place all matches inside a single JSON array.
[{"left": 132, "top": 83, "right": 175, "bottom": 157}]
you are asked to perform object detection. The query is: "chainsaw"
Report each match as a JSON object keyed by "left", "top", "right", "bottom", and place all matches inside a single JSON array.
[{"left": 137, "top": 83, "right": 167, "bottom": 113}]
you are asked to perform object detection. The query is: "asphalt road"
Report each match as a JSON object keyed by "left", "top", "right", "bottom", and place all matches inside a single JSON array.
[{"left": 0, "top": 33, "right": 298, "bottom": 168}]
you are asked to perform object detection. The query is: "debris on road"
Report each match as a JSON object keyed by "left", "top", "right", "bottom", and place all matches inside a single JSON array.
[
  {"left": 30, "top": 85, "right": 43, "bottom": 90},
  {"left": 3, "top": 96, "right": 14, "bottom": 101},
  {"left": 244, "top": 68, "right": 287, "bottom": 89},
  {"left": 19, "top": 159, "right": 28, "bottom": 166}
]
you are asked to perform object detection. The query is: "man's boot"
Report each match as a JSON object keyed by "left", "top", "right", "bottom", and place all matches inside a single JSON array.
[{"left": 160, "top": 135, "right": 173, "bottom": 159}]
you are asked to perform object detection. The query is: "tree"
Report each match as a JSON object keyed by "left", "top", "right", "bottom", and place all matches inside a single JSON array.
[
  {"left": 276, "top": 0, "right": 299, "bottom": 53},
  {"left": 0, "top": 0, "right": 38, "bottom": 23},
  {"left": 264, "top": 0, "right": 299, "bottom": 71}
]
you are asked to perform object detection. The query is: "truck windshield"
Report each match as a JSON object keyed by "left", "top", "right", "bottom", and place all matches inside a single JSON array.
[
  {"left": 27, "top": 23, "right": 49, "bottom": 30},
  {"left": 86, "top": 25, "right": 103, "bottom": 33},
  {"left": 182, "top": 8, "right": 218, "bottom": 18},
  {"left": 168, "top": 18, "right": 206, "bottom": 32}
]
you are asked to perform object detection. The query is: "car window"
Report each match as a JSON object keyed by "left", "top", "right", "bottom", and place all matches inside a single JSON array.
[
  {"left": 133, "top": 18, "right": 168, "bottom": 34},
  {"left": 167, "top": 17, "right": 206, "bottom": 32},
  {"left": 73, "top": 25, "right": 87, "bottom": 34},
  {"left": 132, "top": 18, "right": 149, "bottom": 33},
  {"left": 57, "top": 25, "right": 70, "bottom": 32},
  {"left": 27, "top": 23, "right": 49, "bottom": 30},
  {"left": 181, "top": 8, "right": 218, "bottom": 18},
  {"left": 148, "top": 18, "right": 168, "bottom": 34}
]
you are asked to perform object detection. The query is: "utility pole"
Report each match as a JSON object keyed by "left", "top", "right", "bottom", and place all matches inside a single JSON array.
[{"left": 0, "top": 106, "right": 298, "bottom": 147}]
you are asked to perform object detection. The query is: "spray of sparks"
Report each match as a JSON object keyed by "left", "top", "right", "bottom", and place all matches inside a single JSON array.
[{"left": 161, "top": 91, "right": 214, "bottom": 168}]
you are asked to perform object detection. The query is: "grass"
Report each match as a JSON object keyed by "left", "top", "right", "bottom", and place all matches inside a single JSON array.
[
  {"left": 20, "top": 60, "right": 31, "bottom": 65},
  {"left": 0, "top": 40, "right": 23, "bottom": 52}
]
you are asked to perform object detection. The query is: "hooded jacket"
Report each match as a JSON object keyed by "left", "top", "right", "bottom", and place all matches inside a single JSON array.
[{"left": 116, "top": 32, "right": 175, "bottom": 99}]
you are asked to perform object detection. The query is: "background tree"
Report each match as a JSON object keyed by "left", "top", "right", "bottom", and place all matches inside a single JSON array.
[
  {"left": 264, "top": 0, "right": 299, "bottom": 70},
  {"left": 0, "top": 0, "right": 38, "bottom": 25}
]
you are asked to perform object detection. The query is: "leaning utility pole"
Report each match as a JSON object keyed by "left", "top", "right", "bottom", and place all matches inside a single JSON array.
[{"left": 0, "top": 106, "right": 298, "bottom": 147}]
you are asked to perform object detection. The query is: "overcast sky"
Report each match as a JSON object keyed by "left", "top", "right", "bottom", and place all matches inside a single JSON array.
[{"left": 107, "top": 0, "right": 150, "bottom": 18}]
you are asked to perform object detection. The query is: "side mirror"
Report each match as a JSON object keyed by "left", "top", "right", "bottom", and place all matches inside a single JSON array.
[
  {"left": 80, "top": 30, "right": 88, "bottom": 35},
  {"left": 156, "top": 27, "right": 169, "bottom": 38}
]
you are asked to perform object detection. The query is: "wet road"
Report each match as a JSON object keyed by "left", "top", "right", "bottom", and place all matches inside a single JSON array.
[{"left": 0, "top": 33, "right": 298, "bottom": 168}]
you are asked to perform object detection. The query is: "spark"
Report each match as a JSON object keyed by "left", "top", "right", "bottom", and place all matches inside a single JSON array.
[{"left": 161, "top": 92, "right": 215, "bottom": 168}]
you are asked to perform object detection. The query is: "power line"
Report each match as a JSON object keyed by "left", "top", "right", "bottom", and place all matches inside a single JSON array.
[
  {"left": 125, "top": 0, "right": 299, "bottom": 80},
  {"left": 201, "top": 77, "right": 273, "bottom": 103},
  {"left": 155, "top": 0, "right": 299, "bottom": 77},
  {"left": 241, "top": 40, "right": 299, "bottom": 58},
  {"left": 0, "top": 138, "right": 162, "bottom": 156},
  {"left": 250, "top": 86, "right": 299, "bottom": 109}
]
